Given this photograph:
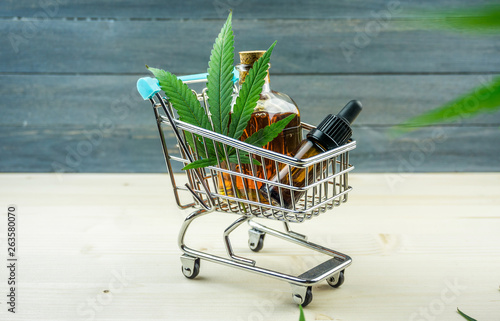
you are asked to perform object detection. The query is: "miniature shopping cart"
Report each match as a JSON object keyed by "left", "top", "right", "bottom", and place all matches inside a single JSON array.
[{"left": 137, "top": 71, "right": 356, "bottom": 307}]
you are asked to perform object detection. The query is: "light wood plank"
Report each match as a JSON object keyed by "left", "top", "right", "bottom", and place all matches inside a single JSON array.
[
  {"left": 2, "top": 19, "right": 500, "bottom": 74},
  {"left": 0, "top": 173, "right": 498, "bottom": 320}
]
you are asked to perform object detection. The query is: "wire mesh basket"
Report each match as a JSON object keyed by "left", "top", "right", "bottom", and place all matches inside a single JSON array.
[
  {"left": 137, "top": 73, "right": 356, "bottom": 307},
  {"left": 156, "top": 89, "right": 355, "bottom": 223}
]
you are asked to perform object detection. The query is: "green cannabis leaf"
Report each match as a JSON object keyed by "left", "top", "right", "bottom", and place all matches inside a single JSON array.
[
  {"left": 148, "top": 67, "right": 212, "bottom": 131},
  {"left": 207, "top": 11, "right": 234, "bottom": 136},
  {"left": 245, "top": 114, "right": 296, "bottom": 147},
  {"left": 457, "top": 308, "right": 477, "bottom": 321},
  {"left": 148, "top": 14, "right": 293, "bottom": 171},
  {"left": 442, "top": 5, "right": 500, "bottom": 31},
  {"left": 147, "top": 66, "right": 217, "bottom": 159},
  {"left": 183, "top": 151, "right": 260, "bottom": 170},
  {"left": 229, "top": 41, "right": 277, "bottom": 140},
  {"left": 228, "top": 152, "right": 261, "bottom": 166},
  {"left": 183, "top": 157, "right": 218, "bottom": 170},
  {"left": 419, "top": 5, "right": 500, "bottom": 32},
  {"left": 389, "top": 75, "right": 500, "bottom": 137},
  {"left": 224, "top": 114, "right": 296, "bottom": 167},
  {"left": 298, "top": 305, "right": 306, "bottom": 321},
  {"left": 184, "top": 133, "right": 212, "bottom": 159},
  {"left": 391, "top": 5, "right": 500, "bottom": 138}
]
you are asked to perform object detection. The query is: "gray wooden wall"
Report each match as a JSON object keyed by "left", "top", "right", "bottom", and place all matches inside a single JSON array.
[{"left": 1, "top": 0, "right": 500, "bottom": 174}]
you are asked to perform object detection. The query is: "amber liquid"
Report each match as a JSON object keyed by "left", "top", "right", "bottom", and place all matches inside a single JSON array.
[
  {"left": 261, "top": 140, "right": 325, "bottom": 209},
  {"left": 218, "top": 110, "right": 301, "bottom": 201},
  {"left": 241, "top": 110, "right": 301, "bottom": 187}
]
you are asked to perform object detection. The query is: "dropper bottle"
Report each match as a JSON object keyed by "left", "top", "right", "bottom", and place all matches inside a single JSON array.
[{"left": 260, "top": 100, "right": 362, "bottom": 209}]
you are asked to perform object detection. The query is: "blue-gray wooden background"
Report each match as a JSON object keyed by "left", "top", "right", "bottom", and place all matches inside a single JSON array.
[{"left": 1, "top": 1, "right": 500, "bottom": 174}]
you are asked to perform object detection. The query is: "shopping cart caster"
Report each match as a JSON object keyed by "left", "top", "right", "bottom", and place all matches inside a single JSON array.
[
  {"left": 248, "top": 228, "right": 266, "bottom": 252},
  {"left": 291, "top": 285, "right": 313, "bottom": 307},
  {"left": 326, "top": 270, "right": 345, "bottom": 288},
  {"left": 180, "top": 254, "right": 200, "bottom": 279}
]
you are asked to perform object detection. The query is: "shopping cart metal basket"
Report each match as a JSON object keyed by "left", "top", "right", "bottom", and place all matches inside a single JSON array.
[{"left": 137, "top": 71, "right": 356, "bottom": 307}]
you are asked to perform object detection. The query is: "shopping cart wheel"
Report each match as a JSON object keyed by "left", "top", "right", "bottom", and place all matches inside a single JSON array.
[
  {"left": 248, "top": 228, "right": 266, "bottom": 252},
  {"left": 326, "top": 270, "right": 345, "bottom": 288},
  {"left": 180, "top": 255, "right": 200, "bottom": 279},
  {"left": 292, "top": 286, "right": 313, "bottom": 307}
]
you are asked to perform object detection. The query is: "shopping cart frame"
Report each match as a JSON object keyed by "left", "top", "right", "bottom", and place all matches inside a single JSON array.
[{"left": 137, "top": 74, "right": 356, "bottom": 307}]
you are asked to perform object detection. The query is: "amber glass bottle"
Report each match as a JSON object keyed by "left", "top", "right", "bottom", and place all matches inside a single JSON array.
[
  {"left": 260, "top": 100, "right": 362, "bottom": 209},
  {"left": 218, "top": 51, "right": 302, "bottom": 201}
]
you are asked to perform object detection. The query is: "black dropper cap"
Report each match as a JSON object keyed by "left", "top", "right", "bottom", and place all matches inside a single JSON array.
[{"left": 307, "top": 100, "right": 362, "bottom": 150}]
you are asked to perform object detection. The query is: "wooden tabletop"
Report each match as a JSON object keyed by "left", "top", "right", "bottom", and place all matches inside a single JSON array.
[{"left": 0, "top": 173, "right": 498, "bottom": 320}]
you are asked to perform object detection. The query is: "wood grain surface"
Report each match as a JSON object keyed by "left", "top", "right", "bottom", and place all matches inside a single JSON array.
[{"left": 0, "top": 173, "right": 498, "bottom": 320}]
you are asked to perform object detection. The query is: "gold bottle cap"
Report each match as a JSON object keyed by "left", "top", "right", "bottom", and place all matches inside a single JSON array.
[{"left": 239, "top": 50, "right": 266, "bottom": 65}]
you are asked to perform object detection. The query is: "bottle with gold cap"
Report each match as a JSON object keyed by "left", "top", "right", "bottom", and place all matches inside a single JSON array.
[
  {"left": 236, "top": 50, "right": 302, "bottom": 155},
  {"left": 219, "top": 50, "right": 302, "bottom": 201}
]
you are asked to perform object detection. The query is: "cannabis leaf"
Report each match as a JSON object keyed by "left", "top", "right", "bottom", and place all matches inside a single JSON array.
[
  {"left": 148, "top": 14, "right": 293, "bottom": 171},
  {"left": 148, "top": 67, "right": 212, "bottom": 131},
  {"left": 245, "top": 114, "right": 296, "bottom": 147},
  {"left": 298, "top": 305, "right": 306, "bottom": 321},
  {"left": 457, "top": 308, "right": 477, "bottom": 321},
  {"left": 184, "top": 133, "right": 213, "bottom": 159},
  {"left": 228, "top": 41, "right": 277, "bottom": 140},
  {"left": 148, "top": 66, "right": 217, "bottom": 159},
  {"left": 228, "top": 151, "right": 262, "bottom": 166},
  {"left": 207, "top": 11, "right": 234, "bottom": 136},
  {"left": 420, "top": 5, "right": 500, "bottom": 32},
  {"left": 389, "top": 75, "right": 500, "bottom": 137},
  {"left": 443, "top": 5, "right": 500, "bottom": 32},
  {"left": 390, "top": 5, "right": 500, "bottom": 138},
  {"left": 223, "top": 115, "right": 296, "bottom": 166},
  {"left": 183, "top": 157, "right": 218, "bottom": 170},
  {"left": 183, "top": 152, "right": 260, "bottom": 170}
]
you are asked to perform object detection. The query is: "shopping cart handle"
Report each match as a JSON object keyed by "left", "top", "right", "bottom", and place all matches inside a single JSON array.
[
  {"left": 137, "top": 77, "right": 161, "bottom": 100},
  {"left": 137, "top": 68, "right": 239, "bottom": 100},
  {"left": 178, "top": 72, "right": 209, "bottom": 82},
  {"left": 178, "top": 68, "right": 239, "bottom": 84}
]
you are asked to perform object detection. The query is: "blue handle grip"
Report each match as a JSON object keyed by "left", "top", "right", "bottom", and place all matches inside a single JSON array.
[
  {"left": 136, "top": 77, "right": 161, "bottom": 100},
  {"left": 177, "top": 67, "right": 239, "bottom": 83},
  {"left": 178, "top": 72, "right": 209, "bottom": 82},
  {"left": 137, "top": 68, "right": 239, "bottom": 100}
]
